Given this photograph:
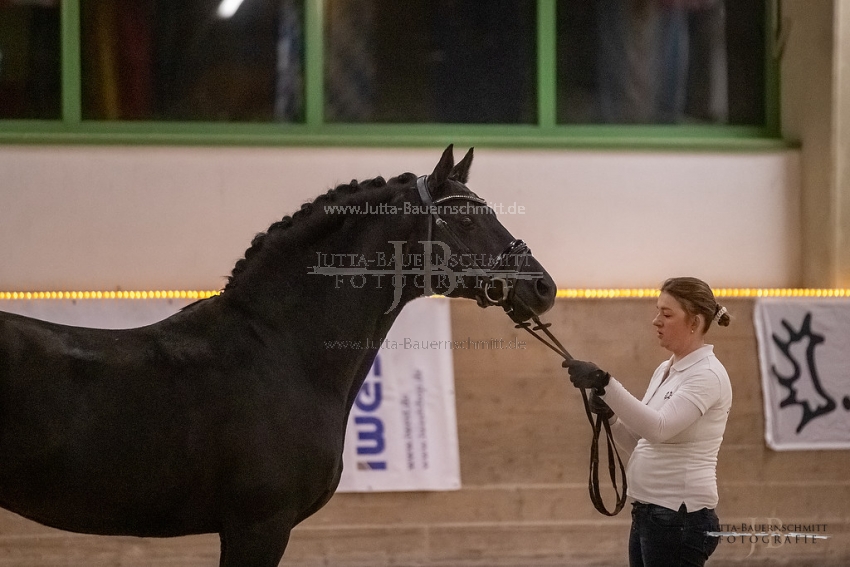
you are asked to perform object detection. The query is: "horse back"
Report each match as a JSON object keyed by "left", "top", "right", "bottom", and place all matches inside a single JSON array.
[{"left": 0, "top": 307, "right": 344, "bottom": 536}]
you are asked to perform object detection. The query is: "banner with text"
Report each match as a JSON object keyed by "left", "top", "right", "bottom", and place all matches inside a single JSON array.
[
  {"left": 0, "top": 296, "right": 460, "bottom": 491},
  {"left": 754, "top": 298, "right": 850, "bottom": 450},
  {"left": 336, "top": 297, "right": 460, "bottom": 492}
]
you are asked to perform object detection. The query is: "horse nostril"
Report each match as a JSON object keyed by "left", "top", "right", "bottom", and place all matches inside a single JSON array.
[{"left": 535, "top": 277, "right": 552, "bottom": 298}]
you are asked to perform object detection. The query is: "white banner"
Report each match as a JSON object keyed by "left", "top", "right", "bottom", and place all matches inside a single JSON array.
[
  {"left": 337, "top": 297, "right": 460, "bottom": 492},
  {"left": 754, "top": 298, "right": 850, "bottom": 450},
  {"left": 0, "top": 296, "right": 460, "bottom": 491}
]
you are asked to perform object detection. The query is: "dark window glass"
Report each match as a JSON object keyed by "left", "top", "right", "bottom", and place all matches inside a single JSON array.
[
  {"left": 557, "top": 0, "right": 765, "bottom": 125},
  {"left": 0, "top": 2, "right": 61, "bottom": 119},
  {"left": 324, "top": 0, "right": 537, "bottom": 124},
  {"left": 81, "top": 0, "right": 305, "bottom": 121}
]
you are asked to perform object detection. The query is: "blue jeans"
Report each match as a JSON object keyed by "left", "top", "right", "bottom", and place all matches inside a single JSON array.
[{"left": 629, "top": 502, "right": 720, "bottom": 567}]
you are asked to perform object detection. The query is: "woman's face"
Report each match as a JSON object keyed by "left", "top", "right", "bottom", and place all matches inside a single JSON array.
[{"left": 653, "top": 291, "right": 698, "bottom": 355}]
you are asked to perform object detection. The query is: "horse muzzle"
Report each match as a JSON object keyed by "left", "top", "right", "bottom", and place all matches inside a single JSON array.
[{"left": 475, "top": 241, "right": 556, "bottom": 323}]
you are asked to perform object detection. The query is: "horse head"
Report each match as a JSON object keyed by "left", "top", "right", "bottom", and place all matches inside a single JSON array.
[{"left": 412, "top": 145, "right": 556, "bottom": 323}]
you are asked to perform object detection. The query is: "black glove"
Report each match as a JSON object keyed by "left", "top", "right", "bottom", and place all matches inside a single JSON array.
[
  {"left": 588, "top": 391, "right": 614, "bottom": 421},
  {"left": 562, "top": 359, "right": 611, "bottom": 392}
]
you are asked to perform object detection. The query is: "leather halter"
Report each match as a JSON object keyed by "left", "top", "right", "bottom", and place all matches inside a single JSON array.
[{"left": 416, "top": 175, "right": 530, "bottom": 309}]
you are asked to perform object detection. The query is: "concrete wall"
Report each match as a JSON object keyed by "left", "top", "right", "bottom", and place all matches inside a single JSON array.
[
  {"left": 0, "top": 146, "right": 800, "bottom": 291},
  {"left": 0, "top": 297, "right": 845, "bottom": 566}
]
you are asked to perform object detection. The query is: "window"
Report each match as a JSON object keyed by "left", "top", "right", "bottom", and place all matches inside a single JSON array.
[
  {"left": 0, "top": 0, "right": 61, "bottom": 119},
  {"left": 80, "top": 0, "right": 305, "bottom": 121},
  {"left": 557, "top": 0, "right": 765, "bottom": 125},
  {"left": 324, "top": 0, "right": 537, "bottom": 124},
  {"left": 0, "top": 0, "right": 779, "bottom": 148}
]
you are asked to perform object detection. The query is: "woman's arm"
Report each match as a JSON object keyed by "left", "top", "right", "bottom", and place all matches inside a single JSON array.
[
  {"left": 608, "top": 418, "right": 640, "bottom": 455},
  {"left": 601, "top": 377, "right": 713, "bottom": 443}
]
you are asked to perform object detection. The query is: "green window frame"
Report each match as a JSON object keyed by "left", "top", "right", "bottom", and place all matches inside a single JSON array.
[{"left": 0, "top": 0, "right": 785, "bottom": 150}]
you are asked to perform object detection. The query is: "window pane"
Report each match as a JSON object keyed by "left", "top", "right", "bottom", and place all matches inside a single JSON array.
[
  {"left": 324, "top": 0, "right": 537, "bottom": 124},
  {"left": 81, "top": 0, "right": 305, "bottom": 121},
  {"left": 557, "top": 0, "right": 765, "bottom": 125},
  {"left": 0, "top": 2, "right": 60, "bottom": 119}
]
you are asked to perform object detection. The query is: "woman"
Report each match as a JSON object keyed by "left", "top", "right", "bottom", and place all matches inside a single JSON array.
[{"left": 565, "top": 277, "right": 732, "bottom": 567}]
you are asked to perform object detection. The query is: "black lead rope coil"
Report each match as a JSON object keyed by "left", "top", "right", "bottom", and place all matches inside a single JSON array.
[{"left": 515, "top": 316, "right": 628, "bottom": 516}]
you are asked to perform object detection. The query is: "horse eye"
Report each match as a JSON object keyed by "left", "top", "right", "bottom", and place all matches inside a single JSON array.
[{"left": 460, "top": 217, "right": 474, "bottom": 228}]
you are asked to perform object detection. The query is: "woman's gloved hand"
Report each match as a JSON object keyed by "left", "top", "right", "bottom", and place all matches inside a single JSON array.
[
  {"left": 588, "top": 391, "right": 615, "bottom": 421},
  {"left": 562, "top": 359, "right": 611, "bottom": 392}
]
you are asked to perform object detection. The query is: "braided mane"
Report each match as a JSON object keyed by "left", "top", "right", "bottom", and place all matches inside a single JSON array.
[{"left": 223, "top": 172, "right": 417, "bottom": 291}]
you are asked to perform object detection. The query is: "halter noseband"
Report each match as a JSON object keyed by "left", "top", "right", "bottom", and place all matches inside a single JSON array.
[{"left": 416, "top": 176, "right": 530, "bottom": 309}]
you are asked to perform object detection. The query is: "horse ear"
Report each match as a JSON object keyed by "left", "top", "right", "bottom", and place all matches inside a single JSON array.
[
  {"left": 449, "top": 147, "right": 474, "bottom": 183},
  {"left": 428, "top": 144, "right": 455, "bottom": 189}
]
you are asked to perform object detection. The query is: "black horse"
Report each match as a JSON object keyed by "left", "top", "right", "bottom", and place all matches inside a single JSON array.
[{"left": 0, "top": 146, "right": 555, "bottom": 566}]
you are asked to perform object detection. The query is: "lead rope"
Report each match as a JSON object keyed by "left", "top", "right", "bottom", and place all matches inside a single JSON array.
[{"left": 515, "top": 316, "right": 628, "bottom": 516}]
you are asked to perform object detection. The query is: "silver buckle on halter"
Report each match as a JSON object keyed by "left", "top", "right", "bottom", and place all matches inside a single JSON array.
[{"left": 483, "top": 277, "right": 511, "bottom": 305}]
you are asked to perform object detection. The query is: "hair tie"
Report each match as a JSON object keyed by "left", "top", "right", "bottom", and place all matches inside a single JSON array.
[{"left": 713, "top": 305, "right": 727, "bottom": 324}]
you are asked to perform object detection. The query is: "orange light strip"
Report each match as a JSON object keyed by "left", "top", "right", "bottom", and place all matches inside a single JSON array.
[
  {"left": 1, "top": 289, "right": 849, "bottom": 300},
  {"left": 556, "top": 288, "right": 850, "bottom": 299},
  {"left": 0, "top": 291, "right": 219, "bottom": 300}
]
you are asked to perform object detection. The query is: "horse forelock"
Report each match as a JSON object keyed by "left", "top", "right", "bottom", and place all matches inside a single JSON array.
[{"left": 223, "top": 173, "right": 418, "bottom": 291}]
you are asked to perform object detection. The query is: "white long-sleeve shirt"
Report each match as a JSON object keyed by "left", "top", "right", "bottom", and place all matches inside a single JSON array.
[{"left": 601, "top": 344, "right": 732, "bottom": 512}]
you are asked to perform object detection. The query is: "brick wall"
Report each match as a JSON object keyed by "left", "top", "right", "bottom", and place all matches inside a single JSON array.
[{"left": 0, "top": 298, "right": 845, "bottom": 566}]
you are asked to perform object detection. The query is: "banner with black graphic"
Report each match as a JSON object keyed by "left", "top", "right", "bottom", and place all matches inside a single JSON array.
[{"left": 754, "top": 299, "right": 850, "bottom": 450}]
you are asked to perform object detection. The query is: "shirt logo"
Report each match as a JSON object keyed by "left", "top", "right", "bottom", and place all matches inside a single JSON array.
[{"left": 664, "top": 391, "right": 673, "bottom": 400}]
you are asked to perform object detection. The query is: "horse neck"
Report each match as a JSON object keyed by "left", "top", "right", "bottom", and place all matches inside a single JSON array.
[{"left": 220, "top": 207, "right": 424, "bottom": 401}]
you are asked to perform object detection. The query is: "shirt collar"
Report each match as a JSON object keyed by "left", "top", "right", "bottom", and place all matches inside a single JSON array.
[{"left": 671, "top": 344, "right": 715, "bottom": 372}]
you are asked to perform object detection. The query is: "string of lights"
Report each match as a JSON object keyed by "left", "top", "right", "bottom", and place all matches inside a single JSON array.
[{"left": 1, "top": 289, "right": 850, "bottom": 301}]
